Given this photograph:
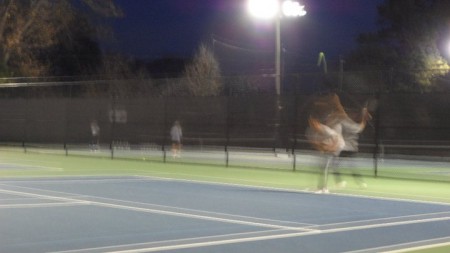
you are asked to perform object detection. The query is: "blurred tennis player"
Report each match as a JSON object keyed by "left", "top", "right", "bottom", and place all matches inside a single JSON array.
[{"left": 306, "top": 93, "right": 371, "bottom": 193}]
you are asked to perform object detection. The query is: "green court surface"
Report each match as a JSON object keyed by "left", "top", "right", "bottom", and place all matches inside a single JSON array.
[
  {"left": 407, "top": 245, "right": 450, "bottom": 253},
  {"left": 1, "top": 150, "right": 449, "bottom": 253}
]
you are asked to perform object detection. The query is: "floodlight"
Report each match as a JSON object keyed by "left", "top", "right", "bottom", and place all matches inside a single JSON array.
[
  {"left": 247, "top": 0, "right": 306, "bottom": 95},
  {"left": 282, "top": 0, "right": 306, "bottom": 17},
  {"left": 248, "top": 0, "right": 279, "bottom": 19}
]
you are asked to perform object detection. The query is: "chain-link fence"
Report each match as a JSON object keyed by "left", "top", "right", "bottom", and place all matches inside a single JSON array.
[{"left": 0, "top": 74, "right": 449, "bottom": 181}]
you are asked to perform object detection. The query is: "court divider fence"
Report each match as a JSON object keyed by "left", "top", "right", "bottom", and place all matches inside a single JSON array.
[{"left": 0, "top": 77, "right": 450, "bottom": 182}]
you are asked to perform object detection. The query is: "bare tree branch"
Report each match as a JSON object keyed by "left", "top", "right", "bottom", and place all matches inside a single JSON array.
[{"left": 183, "top": 44, "right": 222, "bottom": 96}]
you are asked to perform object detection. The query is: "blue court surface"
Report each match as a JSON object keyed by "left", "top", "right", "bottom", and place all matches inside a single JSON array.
[{"left": 1, "top": 176, "right": 449, "bottom": 253}]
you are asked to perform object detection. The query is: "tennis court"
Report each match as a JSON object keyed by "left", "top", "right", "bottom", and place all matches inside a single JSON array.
[{"left": 1, "top": 171, "right": 450, "bottom": 253}]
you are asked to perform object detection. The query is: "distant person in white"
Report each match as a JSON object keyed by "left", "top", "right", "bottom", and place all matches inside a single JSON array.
[
  {"left": 90, "top": 119, "right": 100, "bottom": 151},
  {"left": 170, "top": 120, "right": 182, "bottom": 158}
]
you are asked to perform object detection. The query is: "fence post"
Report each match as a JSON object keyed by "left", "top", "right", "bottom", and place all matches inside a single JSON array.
[
  {"left": 162, "top": 96, "right": 168, "bottom": 163},
  {"left": 23, "top": 86, "right": 30, "bottom": 152},
  {"left": 110, "top": 93, "right": 117, "bottom": 160},
  {"left": 225, "top": 95, "right": 230, "bottom": 167},
  {"left": 292, "top": 153, "right": 296, "bottom": 171},
  {"left": 373, "top": 91, "right": 382, "bottom": 177},
  {"left": 64, "top": 87, "right": 71, "bottom": 156},
  {"left": 291, "top": 87, "right": 299, "bottom": 171}
]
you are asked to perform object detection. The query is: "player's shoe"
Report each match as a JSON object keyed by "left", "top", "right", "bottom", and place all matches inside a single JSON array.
[{"left": 314, "top": 188, "right": 329, "bottom": 194}]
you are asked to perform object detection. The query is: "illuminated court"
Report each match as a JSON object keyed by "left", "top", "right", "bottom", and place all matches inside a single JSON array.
[{"left": 1, "top": 176, "right": 449, "bottom": 253}]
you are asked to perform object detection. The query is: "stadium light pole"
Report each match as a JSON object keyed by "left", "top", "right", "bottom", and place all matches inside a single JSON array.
[
  {"left": 248, "top": 0, "right": 306, "bottom": 95},
  {"left": 248, "top": 0, "right": 306, "bottom": 154}
]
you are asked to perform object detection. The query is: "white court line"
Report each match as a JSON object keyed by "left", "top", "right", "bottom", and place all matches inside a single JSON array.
[
  {"left": 0, "top": 189, "right": 91, "bottom": 204},
  {"left": 2, "top": 180, "right": 450, "bottom": 253},
  {"left": 2, "top": 177, "right": 450, "bottom": 232},
  {"left": 0, "top": 202, "right": 89, "bottom": 209},
  {"left": 0, "top": 177, "right": 174, "bottom": 185},
  {"left": 84, "top": 195, "right": 314, "bottom": 228},
  {"left": 0, "top": 180, "right": 317, "bottom": 228},
  {"left": 50, "top": 215, "right": 450, "bottom": 253},
  {"left": 50, "top": 229, "right": 298, "bottom": 253},
  {"left": 13, "top": 176, "right": 450, "bottom": 231},
  {"left": 51, "top": 230, "right": 320, "bottom": 253},
  {"left": 5, "top": 182, "right": 448, "bottom": 253},
  {"left": 134, "top": 174, "right": 450, "bottom": 206},
  {"left": 0, "top": 197, "right": 32, "bottom": 201},
  {"left": 306, "top": 211, "right": 450, "bottom": 230},
  {"left": 0, "top": 187, "right": 317, "bottom": 232},
  {"left": 2, "top": 174, "right": 450, "bottom": 205},
  {"left": 83, "top": 198, "right": 316, "bottom": 232},
  {"left": 0, "top": 162, "right": 63, "bottom": 171}
]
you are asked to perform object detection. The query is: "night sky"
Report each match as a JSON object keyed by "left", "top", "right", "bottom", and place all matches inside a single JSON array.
[{"left": 104, "top": 0, "right": 384, "bottom": 70}]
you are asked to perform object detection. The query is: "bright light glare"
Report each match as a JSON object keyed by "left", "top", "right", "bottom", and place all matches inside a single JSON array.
[
  {"left": 282, "top": 0, "right": 307, "bottom": 17},
  {"left": 248, "top": 0, "right": 279, "bottom": 19},
  {"left": 447, "top": 41, "right": 450, "bottom": 56}
]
